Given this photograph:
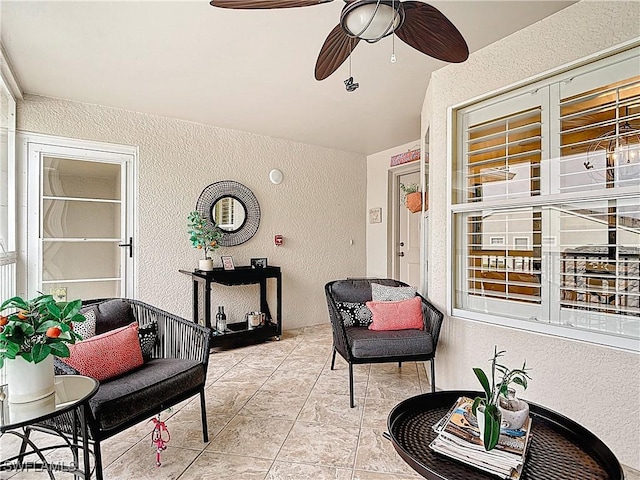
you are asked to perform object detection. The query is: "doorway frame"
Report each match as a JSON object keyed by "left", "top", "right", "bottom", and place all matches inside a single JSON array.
[
  {"left": 388, "top": 163, "right": 421, "bottom": 281},
  {"left": 18, "top": 132, "right": 138, "bottom": 299}
]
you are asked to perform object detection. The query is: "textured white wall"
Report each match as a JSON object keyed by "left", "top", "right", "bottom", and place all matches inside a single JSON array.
[
  {"left": 366, "top": 140, "right": 419, "bottom": 278},
  {"left": 423, "top": 1, "right": 640, "bottom": 469},
  {"left": 17, "top": 95, "right": 367, "bottom": 330}
]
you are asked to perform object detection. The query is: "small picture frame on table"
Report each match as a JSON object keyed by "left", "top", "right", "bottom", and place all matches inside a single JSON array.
[
  {"left": 251, "top": 258, "right": 268, "bottom": 269},
  {"left": 221, "top": 256, "right": 235, "bottom": 271}
]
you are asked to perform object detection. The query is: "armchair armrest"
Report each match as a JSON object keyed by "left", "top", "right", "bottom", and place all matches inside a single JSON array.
[
  {"left": 324, "top": 283, "right": 352, "bottom": 360},
  {"left": 418, "top": 294, "right": 444, "bottom": 349},
  {"left": 129, "top": 300, "right": 211, "bottom": 368}
]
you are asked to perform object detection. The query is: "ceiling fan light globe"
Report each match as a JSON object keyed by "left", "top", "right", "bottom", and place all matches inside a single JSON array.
[{"left": 341, "top": 1, "right": 402, "bottom": 41}]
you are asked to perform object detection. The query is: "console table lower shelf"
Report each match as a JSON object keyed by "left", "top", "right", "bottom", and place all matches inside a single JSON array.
[
  {"left": 210, "top": 321, "right": 280, "bottom": 347},
  {"left": 387, "top": 390, "right": 623, "bottom": 480}
]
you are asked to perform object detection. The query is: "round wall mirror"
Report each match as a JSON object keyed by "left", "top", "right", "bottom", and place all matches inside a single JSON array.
[
  {"left": 196, "top": 181, "right": 260, "bottom": 246},
  {"left": 211, "top": 196, "right": 247, "bottom": 233}
]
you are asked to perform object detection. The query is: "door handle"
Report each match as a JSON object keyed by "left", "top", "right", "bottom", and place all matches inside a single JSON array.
[
  {"left": 118, "top": 237, "right": 133, "bottom": 258},
  {"left": 399, "top": 252, "right": 405, "bottom": 257},
  {"left": 400, "top": 242, "right": 405, "bottom": 247}
]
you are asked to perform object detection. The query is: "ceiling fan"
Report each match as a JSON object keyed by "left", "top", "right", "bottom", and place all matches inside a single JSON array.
[{"left": 209, "top": 0, "right": 469, "bottom": 83}]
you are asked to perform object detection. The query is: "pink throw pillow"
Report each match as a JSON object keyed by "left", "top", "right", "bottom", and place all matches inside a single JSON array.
[
  {"left": 62, "top": 322, "right": 144, "bottom": 381},
  {"left": 366, "top": 296, "right": 424, "bottom": 331}
]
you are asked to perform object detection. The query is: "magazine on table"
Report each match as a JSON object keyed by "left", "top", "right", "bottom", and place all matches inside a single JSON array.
[{"left": 429, "top": 396, "right": 532, "bottom": 480}]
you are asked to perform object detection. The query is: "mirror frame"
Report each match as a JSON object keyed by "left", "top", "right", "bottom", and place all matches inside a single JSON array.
[{"left": 196, "top": 181, "right": 260, "bottom": 246}]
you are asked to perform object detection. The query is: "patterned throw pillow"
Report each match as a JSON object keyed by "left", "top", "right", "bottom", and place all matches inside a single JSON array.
[
  {"left": 61, "top": 322, "right": 144, "bottom": 381},
  {"left": 73, "top": 310, "right": 97, "bottom": 340},
  {"left": 336, "top": 302, "right": 373, "bottom": 327},
  {"left": 138, "top": 321, "right": 158, "bottom": 361},
  {"left": 371, "top": 283, "right": 417, "bottom": 302},
  {"left": 54, "top": 357, "right": 80, "bottom": 375}
]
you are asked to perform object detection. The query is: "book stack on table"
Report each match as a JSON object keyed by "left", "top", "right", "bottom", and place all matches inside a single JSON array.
[{"left": 429, "top": 396, "right": 532, "bottom": 480}]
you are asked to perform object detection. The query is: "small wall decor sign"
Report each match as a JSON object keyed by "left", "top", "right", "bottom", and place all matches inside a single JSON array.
[
  {"left": 369, "top": 207, "right": 382, "bottom": 224},
  {"left": 390, "top": 148, "right": 421, "bottom": 167}
]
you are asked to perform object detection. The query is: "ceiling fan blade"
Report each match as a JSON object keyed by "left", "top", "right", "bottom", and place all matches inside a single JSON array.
[
  {"left": 396, "top": 1, "right": 468, "bottom": 63},
  {"left": 210, "top": 0, "right": 333, "bottom": 9},
  {"left": 315, "top": 24, "right": 360, "bottom": 81}
]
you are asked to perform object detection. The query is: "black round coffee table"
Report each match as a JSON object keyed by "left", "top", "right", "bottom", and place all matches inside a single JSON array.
[{"left": 387, "top": 390, "right": 624, "bottom": 480}]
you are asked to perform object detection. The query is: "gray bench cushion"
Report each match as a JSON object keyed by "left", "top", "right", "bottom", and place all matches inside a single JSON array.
[
  {"left": 89, "top": 358, "right": 204, "bottom": 431},
  {"left": 346, "top": 327, "right": 434, "bottom": 359}
]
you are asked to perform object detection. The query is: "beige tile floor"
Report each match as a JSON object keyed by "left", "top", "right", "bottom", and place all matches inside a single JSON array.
[{"left": 2, "top": 323, "right": 639, "bottom": 480}]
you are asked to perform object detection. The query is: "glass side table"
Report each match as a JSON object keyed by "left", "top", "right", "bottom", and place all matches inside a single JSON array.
[{"left": 1, "top": 375, "right": 99, "bottom": 479}]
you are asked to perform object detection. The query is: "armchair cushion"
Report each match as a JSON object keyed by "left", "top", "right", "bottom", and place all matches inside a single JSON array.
[
  {"left": 330, "top": 278, "right": 406, "bottom": 303},
  {"left": 89, "top": 358, "right": 204, "bottom": 431},
  {"left": 61, "top": 322, "right": 144, "bottom": 381},
  {"left": 346, "top": 327, "right": 434, "bottom": 359},
  {"left": 82, "top": 299, "right": 136, "bottom": 335},
  {"left": 366, "top": 296, "right": 424, "bottom": 331}
]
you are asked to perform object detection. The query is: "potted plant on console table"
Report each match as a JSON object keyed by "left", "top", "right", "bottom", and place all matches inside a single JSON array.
[
  {"left": 188, "top": 210, "right": 223, "bottom": 271},
  {"left": 472, "top": 346, "right": 531, "bottom": 450}
]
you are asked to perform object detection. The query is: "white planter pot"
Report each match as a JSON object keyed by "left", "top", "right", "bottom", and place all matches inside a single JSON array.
[
  {"left": 6, "top": 355, "right": 55, "bottom": 404},
  {"left": 476, "top": 405, "right": 501, "bottom": 449},
  {"left": 477, "top": 405, "right": 488, "bottom": 442},
  {"left": 199, "top": 259, "right": 214, "bottom": 271},
  {"left": 498, "top": 397, "right": 529, "bottom": 430},
  {"left": 9, "top": 392, "right": 56, "bottom": 423}
]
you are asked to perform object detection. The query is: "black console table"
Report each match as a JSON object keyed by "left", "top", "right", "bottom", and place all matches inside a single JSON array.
[{"left": 179, "top": 266, "right": 282, "bottom": 346}]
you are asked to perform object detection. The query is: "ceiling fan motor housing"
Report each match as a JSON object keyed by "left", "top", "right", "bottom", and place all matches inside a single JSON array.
[{"left": 340, "top": 0, "right": 405, "bottom": 43}]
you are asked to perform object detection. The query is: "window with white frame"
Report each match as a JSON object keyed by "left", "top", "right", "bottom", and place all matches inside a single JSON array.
[
  {"left": 452, "top": 47, "right": 640, "bottom": 350},
  {"left": 0, "top": 74, "right": 17, "bottom": 302}
]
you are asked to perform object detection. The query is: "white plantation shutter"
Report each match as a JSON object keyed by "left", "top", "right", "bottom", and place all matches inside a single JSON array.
[
  {"left": 465, "top": 107, "right": 543, "bottom": 203},
  {"left": 452, "top": 47, "right": 640, "bottom": 349}
]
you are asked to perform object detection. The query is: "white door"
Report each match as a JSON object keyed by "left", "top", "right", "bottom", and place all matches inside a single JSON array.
[
  {"left": 398, "top": 171, "right": 421, "bottom": 287},
  {"left": 26, "top": 138, "right": 135, "bottom": 301}
]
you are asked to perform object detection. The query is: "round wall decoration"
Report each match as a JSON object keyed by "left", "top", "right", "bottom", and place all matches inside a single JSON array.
[{"left": 195, "top": 181, "right": 261, "bottom": 246}]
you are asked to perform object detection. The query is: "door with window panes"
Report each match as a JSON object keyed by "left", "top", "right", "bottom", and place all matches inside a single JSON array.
[{"left": 27, "top": 141, "right": 134, "bottom": 301}]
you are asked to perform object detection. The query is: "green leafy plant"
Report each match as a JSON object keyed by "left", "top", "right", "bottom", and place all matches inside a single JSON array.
[
  {"left": 400, "top": 182, "right": 420, "bottom": 195},
  {"left": 399, "top": 182, "right": 421, "bottom": 206},
  {"left": 0, "top": 294, "right": 85, "bottom": 366},
  {"left": 188, "top": 211, "right": 223, "bottom": 259},
  {"left": 471, "top": 346, "right": 531, "bottom": 450}
]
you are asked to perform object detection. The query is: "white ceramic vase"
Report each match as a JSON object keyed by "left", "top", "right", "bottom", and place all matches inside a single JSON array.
[
  {"left": 6, "top": 355, "right": 55, "bottom": 404},
  {"left": 199, "top": 259, "right": 214, "bottom": 271}
]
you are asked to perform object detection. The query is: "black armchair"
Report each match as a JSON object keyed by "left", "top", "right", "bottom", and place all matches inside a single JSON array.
[
  {"left": 325, "top": 279, "right": 444, "bottom": 408},
  {"left": 47, "top": 298, "right": 211, "bottom": 480}
]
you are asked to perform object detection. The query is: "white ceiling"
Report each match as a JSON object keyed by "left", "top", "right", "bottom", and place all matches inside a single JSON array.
[{"left": 1, "top": 0, "right": 575, "bottom": 155}]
